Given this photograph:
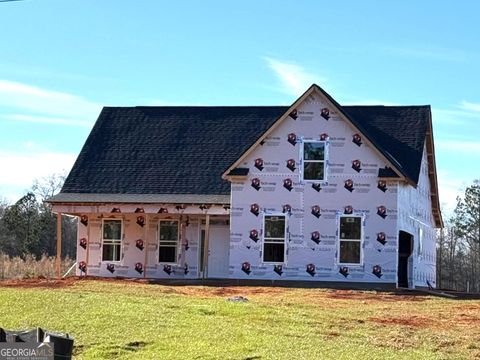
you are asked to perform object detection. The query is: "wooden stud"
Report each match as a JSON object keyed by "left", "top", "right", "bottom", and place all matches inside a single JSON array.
[
  {"left": 85, "top": 216, "right": 91, "bottom": 277},
  {"left": 143, "top": 214, "right": 149, "bottom": 278},
  {"left": 203, "top": 214, "right": 210, "bottom": 279},
  {"left": 56, "top": 212, "right": 62, "bottom": 278}
]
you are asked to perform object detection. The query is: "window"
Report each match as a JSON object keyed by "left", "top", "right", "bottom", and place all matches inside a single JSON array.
[
  {"left": 159, "top": 220, "right": 179, "bottom": 263},
  {"left": 102, "top": 219, "right": 122, "bottom": 262},
  {"left": 338, "top": 216, "right": 362, "bottom": 265},
  {"left": 303, "top": 141, "right": 326, "bottom": 181},
  {"left": 418, "top": 228, "right": 424, "bottom": 256},
  {"left": 263, "top": 215, "right": 286, "bottom": 263}
]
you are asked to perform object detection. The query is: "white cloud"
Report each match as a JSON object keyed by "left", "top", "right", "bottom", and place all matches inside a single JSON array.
[
  {"left": 4, "top": 114, "right": 93, "bottom": 127},
  {"left": 436, "top": 139, "right": 480, "bottom": 153},
  {"left": 460, "top": 100, "right": 480, "bottom": 113},
  {"left": 436, "top": 170, "right": 477, "bottom": 217},
  {"left": 0, "top": 79, "right": 102, "bottom": 122},
  {"left": 341, "top": 99, "right": 399, "bottom": 106},
  {"left": 263, "top": 57, "right": 326, "bottom": 96},
  {"left": 0, "top": 150, "right": 76, "bottom": 198},
  {"left": 382, "top": 46, "right": 469, "bottom": 63}
]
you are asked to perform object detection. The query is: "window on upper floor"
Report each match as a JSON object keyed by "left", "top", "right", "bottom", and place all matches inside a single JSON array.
[{"left": 302, "top": 141, "right": 326, "bottom": 181}]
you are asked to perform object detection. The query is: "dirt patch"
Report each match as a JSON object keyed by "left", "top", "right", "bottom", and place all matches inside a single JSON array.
[
  {"left": 453, "top": 313, "right": 480, "bottom": 326},
  {"left": 453, "top": 304, "right": 480, "bottom": 311},
  {"left": 368, "top": 315, "right": 435, "bottom": 328},
  {"left": 0, "top": 277, "right": 77, "bottom": 289},
  {"left": 165, "top": 285, "right": 293, "bottom": 298},
  {"left": 326, "top": 289, "right": 428, "bottom": 302}
]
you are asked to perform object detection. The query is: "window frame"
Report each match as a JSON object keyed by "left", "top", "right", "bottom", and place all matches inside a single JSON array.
[
  {"left": 262, "top": 213, "right": 287, "bottom": 265},
  {"left": 301, "top": 139, "right": 328, "bottom": 182},
  {"left": 101, "top": 218, "right": 123, "bottom": 263},
  {"left": 158, "top": 219, "right": 180, "bottom": 265},
  {"left": 337, "top": 214, "right": 364, "bottom": 266}
]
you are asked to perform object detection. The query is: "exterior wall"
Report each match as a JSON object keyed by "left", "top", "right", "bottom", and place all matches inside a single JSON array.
[
  {"left": 229, "top": 92, "right": 399, "bottom": 284},
  {"left": 76, "top": 213, "right": 202, "bottom": 278},
  {"left": 397, "top": 146, "right": 437, "bottom": 288}
]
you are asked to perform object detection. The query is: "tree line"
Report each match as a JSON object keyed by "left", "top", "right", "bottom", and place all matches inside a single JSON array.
[
  {"left": 0, "top": 174, "right": 77, "bottom": 259},
  {"left": 437, "top": 180, "right": 480, "bottom": 292}
]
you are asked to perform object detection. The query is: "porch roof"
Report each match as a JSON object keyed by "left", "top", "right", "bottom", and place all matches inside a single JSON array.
[{"left": 47, "top": 193, "right": 230, "bottom": 205}]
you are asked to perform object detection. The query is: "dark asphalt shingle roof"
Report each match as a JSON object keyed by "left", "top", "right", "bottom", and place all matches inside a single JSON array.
[
  {"left": 343, "top": 105, "right": 430, "bottom": 184},
  {"left": 61, "top": 106, "right": 287, "bottom": 195},
  {"left": 60, "top": 104, "right": 430, "bottom": 196}
]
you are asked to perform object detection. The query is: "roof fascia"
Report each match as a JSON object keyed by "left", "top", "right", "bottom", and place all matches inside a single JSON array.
[{"left": 425, "top": 109, "right": 444, "bottom": 228}]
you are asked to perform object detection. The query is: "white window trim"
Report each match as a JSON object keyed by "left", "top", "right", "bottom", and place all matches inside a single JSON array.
[
  {"left": 337, "top": 214, "right": 364, "bottom": 266},
  {"left": 300, "top": 139, "right": 328, "bottom": 183},
  {"left": 262, "top": 213, "right": 287, "bottom": 265},
  {"left": 158, "top": 219, "right": 180, "bottom": 265},
  {"left": 101, "top": 218, "right": 123, "bottom": 263}
]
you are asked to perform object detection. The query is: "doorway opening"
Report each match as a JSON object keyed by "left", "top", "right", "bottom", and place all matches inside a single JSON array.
[{"left": 398, "top": 231, "right": 413, "bottom": 288}]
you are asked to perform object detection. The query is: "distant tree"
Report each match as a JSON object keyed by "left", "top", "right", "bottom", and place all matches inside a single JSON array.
[
  {"left": 0, "top": 173, "right": 77, "bottom": 259},
  {"left": 32, "top": 173, "right": 66, "bottom": 203},
  {"left": 1, "top": 193, "right": 40, "bottom": 256},
  {"left": 451, "top": 180, "right": 480, "bottom": 291}
]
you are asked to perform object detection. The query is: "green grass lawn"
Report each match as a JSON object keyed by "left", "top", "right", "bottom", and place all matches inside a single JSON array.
[{"left": 0, "top": 279, "right": 479, "bottom": 359}]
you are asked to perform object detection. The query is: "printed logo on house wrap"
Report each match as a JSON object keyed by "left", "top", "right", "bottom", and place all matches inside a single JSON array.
[
  {"left": 79, "top": 261, "right": 87, "bottom": 273},
  {"left": 287, "top": 133, "right": 297, "bottom": 146},
  {"left": 286, "top": 159, "right": 296, "bottom": 172},
  {"left": 320, "top": 107, "right": 330, "bottom": 120},
  {"left": 254, "top": 158, "right": 264, "bottom": 171},
  {"left": 250, "top": 203, "right": 260, "bottom": 216},
  {"left": 311, "top": 231, "right": 320, "bottom": 244},
  {"left": 289, "top": 109, "right": 298, "bottom": 120},
  {"left": 251, "top": 178, "right": 261, "bottom": 191},
  {"left": 80, "top": 215, "right": 88, "bottom": 226},
  {"left": 135, "top": 262, "right": 143, "bottom": 274},
  {"left": 306, "top": 263, "right": 316, "bottom": 276},
  {"left": 372, "top": 265, "right": 383, "bottom": 278},
  {"left": 135, "top": 239, "right": 144, "bottom": 250},
  {"left": 352, "top": 133, "right": 362, "bottom": 146},
  {"left": 352, "top": 159, "right": 362, "bottom": 173},
  {"left": 377, "top": 180, "right": 387, "bottom": 192}
]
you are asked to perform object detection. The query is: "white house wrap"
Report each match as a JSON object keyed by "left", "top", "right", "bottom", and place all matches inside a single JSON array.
[{"left": 48, "top": 84, "right": 442, "bottom": 289}]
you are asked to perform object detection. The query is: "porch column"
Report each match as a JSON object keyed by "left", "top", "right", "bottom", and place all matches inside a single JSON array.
[
  {"left": 143, "top": 214, "right": 149, "bottom": 278},
  {"left": 85, "top": 217, "right": 90, "bottom": 276},
  {"left": 56, "top": 212, "right": 62, "bottom": 278},
  {"left": 203, "top": 214, "right": 210, "bottom": 278}
]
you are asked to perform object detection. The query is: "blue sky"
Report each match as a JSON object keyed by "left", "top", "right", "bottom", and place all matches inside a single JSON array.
[{"left": 0, "top": 0, "right": 478, "bottom": 215}]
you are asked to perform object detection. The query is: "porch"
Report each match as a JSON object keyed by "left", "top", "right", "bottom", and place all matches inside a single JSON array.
[{"left": 48, "top": 193, "right": 231, "bottom": 279}]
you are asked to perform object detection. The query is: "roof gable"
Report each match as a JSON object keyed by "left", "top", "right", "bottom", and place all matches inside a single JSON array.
[{"left": 222, "top": 84, "right": 429, "bottom": 183}]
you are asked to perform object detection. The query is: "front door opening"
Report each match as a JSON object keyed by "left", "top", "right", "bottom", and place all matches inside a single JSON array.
[{"left": 398, "top": 230, "right": 413, "bottom": 288}]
